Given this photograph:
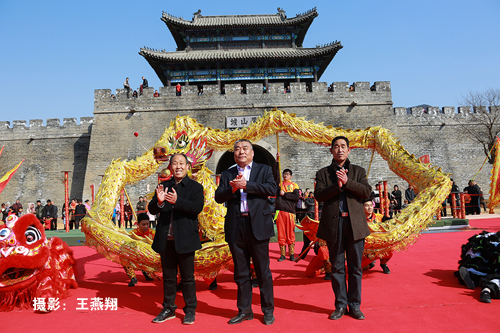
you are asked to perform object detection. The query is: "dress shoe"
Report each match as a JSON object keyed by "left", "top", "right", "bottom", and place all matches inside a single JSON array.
[
  {"left": 278, "top": 255, "right": 286, "bottom": 262},
  {"left": 381, "top": 264, "right": 391, "bottom": 274},
  {"left": 183, "top": 312, "right": 195, "bottom": 325},
  {"left": 460, "top": 267, "right": 475, "bottom": 289},
  {"left": 264, "top": 313, "right": 275, "bottom": 325},
  {"left": 228, "top": 312, "right": 254, "bottom": 325},
  {"left": 289, "top": 254, "right": 295, "bottom": 261},
  {"left": 128, "top": 277, "right": 137, "bottom": 287},
  {"left": 324, "top": 272, "right": 332, "bottom": 280},
  {"left": 363, "top": 262, "right": 375, "bottom": 271},
  {"left": 152, "top": 308, "right": 176, "bottom": 323},
  {"left": 329, "top": 307, "right": 346, "bottom": 320},
  {"left": 480, "top": 290, "right": 492, "bottom": 303},
  {"left": 349, "top": 308, "right": 365, "bottom": 320}
]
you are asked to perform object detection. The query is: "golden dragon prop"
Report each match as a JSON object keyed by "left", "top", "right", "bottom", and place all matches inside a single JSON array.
[{"left": 81, "top": 109, "right": 451, "bottom": 279}]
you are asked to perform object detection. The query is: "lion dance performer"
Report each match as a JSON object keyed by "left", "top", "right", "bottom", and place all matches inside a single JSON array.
[
  {"left": 363, "top": 198, "right": 392, "bottom": 274},
  {"left": 0, "top": 214, "right": 77, "bottom": 312},
  {"left": 124, "top": 213, "right": 156, "bottom": 287},
  {"left": 305, "top": 240, "right": 332, "bottom": 279}
]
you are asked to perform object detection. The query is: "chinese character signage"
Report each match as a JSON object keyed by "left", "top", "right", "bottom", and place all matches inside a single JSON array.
[{"left": 226, "top": 116, "right": 259, "bottom": 129}]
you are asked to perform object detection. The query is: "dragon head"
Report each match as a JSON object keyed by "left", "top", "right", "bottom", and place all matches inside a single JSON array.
[
  {"left": 0, "top": 214, "right": 49, "bottom": 291},
  {"left": 154, "top": 131, "right": 213, "bottom": 176}
]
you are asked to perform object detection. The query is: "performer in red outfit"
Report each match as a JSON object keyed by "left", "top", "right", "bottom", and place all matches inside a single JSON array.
[
  {"left": 363, "top": 199, "right": 392, "bottom": 274},
  {"left": 305, "top": 240, "right": 332, "bottom": 279},
  {"left": 124, "top": 213, "right": 156, "bottom": 286},
  {"left": 273, "top": 152, "right": 300, "bottom": 261}
]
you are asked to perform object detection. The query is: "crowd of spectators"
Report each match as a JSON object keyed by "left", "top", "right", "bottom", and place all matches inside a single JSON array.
[
  {"left": 1, "top": 194, "right": 159, "bottom": 231},
  {"left": 1, "top": 198, "right": 91, "bottom": 230},
  {"left": 111, "top": 195, "right": 158, "bottom": 229},
  {"left": 121, "top": 76, "right": 156, "bottom": 98}
]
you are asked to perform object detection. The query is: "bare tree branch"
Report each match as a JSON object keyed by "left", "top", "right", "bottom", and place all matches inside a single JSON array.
[{"left": 458, "top": 89, "right": 500, "bottom": 164}]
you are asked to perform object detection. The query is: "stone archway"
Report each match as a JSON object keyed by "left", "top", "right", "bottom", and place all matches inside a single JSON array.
[{"left": 215, "top": 144, "right": 276, "bottom": 174}]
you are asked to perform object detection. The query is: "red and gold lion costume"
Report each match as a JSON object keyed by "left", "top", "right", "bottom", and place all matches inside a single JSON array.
[{"left": 0, "top": 214, "right": 77, "bottom": 312}]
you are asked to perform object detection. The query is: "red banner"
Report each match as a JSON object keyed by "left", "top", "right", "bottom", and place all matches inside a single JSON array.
[
  {"left": 419, "top": 154, "right": 430, "bottom": 164},
  {"left": 0, "top": 160, "right": 24, "bottom": 195}
]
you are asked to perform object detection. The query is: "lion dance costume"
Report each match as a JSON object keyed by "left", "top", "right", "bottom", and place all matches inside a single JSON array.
[{"left": 0, "top": 214, "right": 77, "bottom": 311}]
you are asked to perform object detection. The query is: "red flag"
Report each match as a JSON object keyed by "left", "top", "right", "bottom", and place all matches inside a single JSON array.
[{"left": 419, "top": 154, "right": 430, "bottom": 164}]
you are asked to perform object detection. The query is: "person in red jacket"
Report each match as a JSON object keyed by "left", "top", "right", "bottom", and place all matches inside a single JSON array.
[
  {"left": 363, "top": 198, "right": 392, "bottom": 274},
  {"left": 125, "top": 213, "right": 156, "bottom": 287}
]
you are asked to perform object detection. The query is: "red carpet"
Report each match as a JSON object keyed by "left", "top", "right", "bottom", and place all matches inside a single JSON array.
[
  {"left": 3, "top": 229, "right": 499, "bottom": 332},
  {"left": 467, "top": 216, "right": 500, "bottom": 231}
]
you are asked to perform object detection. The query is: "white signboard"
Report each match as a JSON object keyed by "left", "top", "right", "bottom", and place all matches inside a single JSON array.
[{"left": 226, "top": 115, "right": 259, "bottom": 129}]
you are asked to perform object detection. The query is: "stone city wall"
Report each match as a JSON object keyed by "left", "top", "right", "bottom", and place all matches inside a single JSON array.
[
  {"left": 0, "top": 81, "right": 492, "bottom": 212},
  {"left": 0, "top": 118, "right": 93, "bottom": 214}
]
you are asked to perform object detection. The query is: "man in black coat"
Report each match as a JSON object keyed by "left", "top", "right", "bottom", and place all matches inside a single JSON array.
[
  {"left": 315, "top": 136, "right": 372, "bottom": 321},
  {"left": 74, "top": 199, "right": 87, "bottom": 230},
  {"left": 464, "top": 180, "right": 481, "bottom": 215},
  {"left": 149, "top": 154, "right": 204, "bottom": 325},
  {"left": 215, "top": 139, "right": 277, "bottom": 326},
  {"left": 405, "top": 184, "right": 416, "bottom": 204},
  {"left": 391, "top": 185, "right": 402, "bottom": 211},
  {"left": 43, "top": 200, "right": 58, "bottom": 230}
]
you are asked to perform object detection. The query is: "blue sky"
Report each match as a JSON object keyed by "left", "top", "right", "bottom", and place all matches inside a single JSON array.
[{"left": 0, "top": 0, "right": 499, "bottom": 125}]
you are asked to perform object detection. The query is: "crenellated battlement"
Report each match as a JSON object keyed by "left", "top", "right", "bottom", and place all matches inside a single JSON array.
[
  {"left": 393, "top": 105, "right": 500, "bottom": 123},
  {"left": 94, "top": 81, "right": 392, "bottom": 113},
  {"left": 0, "top": 117, "right": 93, "bottom": 131},
  {"left": 394, "top": 105, "right": 499, "bottom": 116}
]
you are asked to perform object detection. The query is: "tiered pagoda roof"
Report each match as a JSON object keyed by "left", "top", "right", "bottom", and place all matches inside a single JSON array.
[
  {"left": 162, "top": 7, "right": 318, "bottom": 48},
  {"left": 139, "top": 8, "right": 342, "bottom": 86},
  {"left": 140, "top": 42, "right": 340, "bottom": 62}
]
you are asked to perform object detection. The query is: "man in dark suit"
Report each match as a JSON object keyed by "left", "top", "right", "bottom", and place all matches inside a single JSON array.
[
  {"left": 315, "top": 136, "right": 372, "bottom": 321},
  {"left": 215, "top": 139, "right": 277, "bottom": 326},
  {"left": 148, "top": 154, "right": 204, "bottom": 325},
  {"left": 43, "top": 200, "right": 58, "bottom": 230}
]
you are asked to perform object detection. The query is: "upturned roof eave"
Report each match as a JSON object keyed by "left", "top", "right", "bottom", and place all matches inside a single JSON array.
[
  {"left": 139, "top": 43, "right": 343, "bottom": 63},
  {"left": 161, "top": 9, "right": 318, "bottom": 31}
]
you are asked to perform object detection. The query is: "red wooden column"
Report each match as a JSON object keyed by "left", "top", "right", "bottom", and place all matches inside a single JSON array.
[
  {"left": 451, "top": 194, "right": 457, "bottom": 218},
  {"left": 120, "top": 190, "right": 125, "bottom": 227},
  {"left": 314, "top": 179, "right": 319, "bottom": 221},
  {"left": 62, "top": 171, "right": 70, "bottom": 233},
  {"left": 460, "top": 193, "right": 466, "bottom": 219},
  {"left": 383, "top": 181, "right": 390, "bottom": 218},
  {"left": 90, "top": 184, "right": 95, "bottom": 204},
  {"left": 379, "top": 182, "right": 385, "bottom": 216}
]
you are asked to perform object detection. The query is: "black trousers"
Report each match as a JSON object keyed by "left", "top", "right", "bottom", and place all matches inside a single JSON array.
[
  {"left": 299, "top": 232, "right": 312, "bottom": 259},
  {"left": 228, "top": 216, "right": 274, "bottom": 315},
  {"left": 124, "top": 215, "right": 133, "bottom": 228},
  {"left": 160, "top": 240, "right": 196, "bottom": 314},
  {"left": 50, "top": 218, "right": 57, "bottom": 230},
  {"left": 327, "top": 216, "right": 365, "bottom": 310}
]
